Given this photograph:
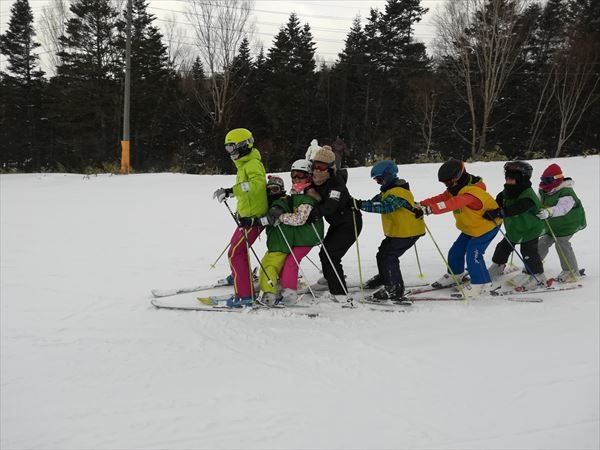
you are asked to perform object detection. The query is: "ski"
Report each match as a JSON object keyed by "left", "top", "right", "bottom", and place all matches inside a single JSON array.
[
  {"left": 197, "top": 294, "right": 235, "bottom": 305},
  {"left": 405, "top": 284, "right": 464, "bottom": 296},
  {"left": 450, "top": 293, "right": 543, "bottom": 302},
  {"left": 198, "top": 295, "right": 315, "bottom": 310},
  {"left": 362, "top": 298, "right": 413, "bottom": 306},
  {"left": 151, "top": 268, "right": 262, "bottom": 298},
  {"left": 407, "top": 294, "right": 543, "bottom": 303},
  {"left": 491, "top": 283, "right": 583, "bottom": 296},
  {"left": 151, "top": 299, "right": 319, "bottom": 317},
  {"left": 302, "top": 281, "right": 429, "bottom": 294},
  {"left": 341, "top": 303, "right": 407, "bottom": 313},
  {"left": 151, "top": 298, "right": 245, "bottom": 312},
  {"left": 151, "top": 278, "right": 231, "bottom": 297}
]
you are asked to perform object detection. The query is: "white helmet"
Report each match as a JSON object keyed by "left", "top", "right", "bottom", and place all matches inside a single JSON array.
[{"left": 291, "top": 159, "right": 312, "bottom": 173}]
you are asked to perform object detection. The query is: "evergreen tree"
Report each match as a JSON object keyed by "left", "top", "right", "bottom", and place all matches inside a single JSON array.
[
  {"left": 261, "top": 13, "right": 318, "bottom": 169},
  {"left": 518, "top": 0, "right": 569, "bottom": 156},
  {"left": 241, "top": 46, "right": 271, "bottom": 151},
  {"left": 331, "top": 16, "right": 370, "bottom": 163},
  {"left": 0, "top": 0, "right": 45, "bottom": 84},
  {"left": 355, "top": 0, "right": 430, "bottom": 162},
  {"left": 51, "top": 0, "right": 121, "bottom": 170},
  {"left": 0, "top": 0, "right": 46, "bottom": 171},
  {"left": 174, "top": 57, "right": 214, "bottom": 173},
  {"left": 115, "top": 0, "right": 179, "bottom": 170},
  {"left": 229, "top": 37, "right": 255, "bottom": 128}
]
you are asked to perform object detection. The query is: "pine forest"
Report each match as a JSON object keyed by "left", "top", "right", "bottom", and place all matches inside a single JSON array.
[{"left": 1, "top": 0, "right": 598, "bottom": 174}]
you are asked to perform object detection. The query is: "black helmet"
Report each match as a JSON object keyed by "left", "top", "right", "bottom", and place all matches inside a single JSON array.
[
  {"left": 438, "top": 158, "right": 465, "bottom": 183},
  {"left": 504, "top": 160, "right": 533, "bottom": 179}
]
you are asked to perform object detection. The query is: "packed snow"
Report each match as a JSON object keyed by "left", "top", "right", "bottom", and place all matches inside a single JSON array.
[{"left": 1, "top": 156, "right": 598, "bottom": 449}]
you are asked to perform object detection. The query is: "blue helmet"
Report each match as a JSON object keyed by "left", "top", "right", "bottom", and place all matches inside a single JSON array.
[{"left": 370, "top": 160, "right": 398, "bottom": 185}]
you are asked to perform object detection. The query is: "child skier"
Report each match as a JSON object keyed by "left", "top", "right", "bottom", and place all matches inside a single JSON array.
[
  {"left": 241, "top": 161, "right": 324, "bottom": 306},
  {"left": 238, "top": 175, "right": 293, "bottom": 305},
  {"left": 271, "top": 159, "right": 324, "bottom": 305},
  {"left": 212, "top": 128, "right": 268, "bottom": 307},
  {"left": 353, "top": 160, "right": 425, "bottom": 302},
  {"left": 417, "top": 158, "right": 502, "bottom": 296},
  {"left": 536, "top": 163, "right": 587, "bottom": 282},
  {"left": 484, "top": 161, "right": 547, "bottom": 290}
]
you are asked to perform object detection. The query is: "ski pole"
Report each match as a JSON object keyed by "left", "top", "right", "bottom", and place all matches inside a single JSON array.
[
  {"left": 304, "top": 255, "right": 323, "bottom": 273},
  {"left": 543, "top": 218, "right": 578, "bottom": 279},
  {"left": 414, "top": 243, "right": 424, "bottom": 279},
  {"left": 276, "top": 224, "right": 318, "bottom": 301},
  {"left": 423, "top": 221, "right": 468, "bottom": 300},
  {"left": 222, "top": 200, "right": 274, "bottom": 287},
  {"left": 310, "top": 223, "right": 350, "bottom": 300},
  {"left": 243, "top": 231, "right": 256, "bottom": 298},
  {"left": 209, "top": 241, "right": 231, "bottom": 269},
  {"left": 351, "top": 206, "right": 365, "bottom": 302}
]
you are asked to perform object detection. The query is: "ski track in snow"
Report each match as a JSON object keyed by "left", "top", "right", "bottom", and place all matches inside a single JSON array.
[{"left": 1, "top": 158, "right": 599, "bottom": 449}]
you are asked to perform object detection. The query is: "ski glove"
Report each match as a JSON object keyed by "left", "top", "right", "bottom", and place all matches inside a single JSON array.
[
  {"left": 536, "top": 208, "right": 553, "bottom": 220},
  {"left": 238, "top": 214, "right": 278, "bottom": 228},
  {"left": 413, "top": 205, "right": 430, "bottom": 218},
  {"left": 307, "top": 206, "right": 322, "bottom": 223},
  {"left": 213, "top": 187, "right": 233, "bottom": 203},
  {"left": 483, "top": 208, "right": 504, "bottom": 221},
  {"left": 237, "top": 216, "right": 255, "bottom": 227}
]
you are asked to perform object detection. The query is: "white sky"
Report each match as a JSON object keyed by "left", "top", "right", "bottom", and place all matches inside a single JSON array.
[{"left": 1, "top": 0, "right": 444, "bottom": 73}]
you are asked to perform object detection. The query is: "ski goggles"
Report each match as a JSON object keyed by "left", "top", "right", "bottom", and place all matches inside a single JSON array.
[
  {"left": 224, "top": 138, "right": 253, "bottom": 155},
  {"left": 267, "top": 184, "right": 283, "bottom": 194},
  {"left": 312, "top": 161, "right": 332, "bottom": 172},
  {"left": 291, "top": 170, "right": 309, "bottom": 180},
  {"left": 540, "top": 174, "right": 563, "bottom": 184}
]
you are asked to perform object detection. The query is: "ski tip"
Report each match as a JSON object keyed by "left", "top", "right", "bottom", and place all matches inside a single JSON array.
[{"left": 197, "top": 297, "right": 217, "bottom": 306}]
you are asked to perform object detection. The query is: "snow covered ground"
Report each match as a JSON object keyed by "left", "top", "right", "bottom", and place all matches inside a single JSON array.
[{"left": 1, "top": 156, "right": 598, "bottom": 449}]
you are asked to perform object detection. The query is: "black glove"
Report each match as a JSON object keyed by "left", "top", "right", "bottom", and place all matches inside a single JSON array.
[
  {"left": 237, "top": 216, "right": 255, "bottom": 227},
  {"left": 307, "top": 206, "right": 322, "bottom": 223},
  {"left": 413, "top": 205, "right": 430, "bottom": 218},
  {"left": 257, "top": 215, "right": 275, "bottom": 227},
  {"left": 244, "top": 211, "right": 280, "bottom": 228},
  {"left": 483, "top": 208, "right": 503, "bottom": 221}
]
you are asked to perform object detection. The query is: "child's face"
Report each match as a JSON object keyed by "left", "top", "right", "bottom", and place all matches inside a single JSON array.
[{"left": 505, "top": 176, "right": 517, "bottom": 185}]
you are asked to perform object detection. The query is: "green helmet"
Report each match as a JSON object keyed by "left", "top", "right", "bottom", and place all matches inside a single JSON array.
[{"left": 224, "top": 128, "right": 254, "bottom": 160}]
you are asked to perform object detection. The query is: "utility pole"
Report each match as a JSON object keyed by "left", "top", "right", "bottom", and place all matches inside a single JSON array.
[{"left": 120, "top": 0, "right": 132, "bottom": 174}]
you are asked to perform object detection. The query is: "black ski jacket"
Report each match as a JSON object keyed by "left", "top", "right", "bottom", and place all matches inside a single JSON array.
[{"left": 311, "top": 173, "right": 361, "bottom": 227}]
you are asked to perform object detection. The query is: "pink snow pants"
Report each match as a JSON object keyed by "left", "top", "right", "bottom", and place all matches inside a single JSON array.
[
  {"left": 228, "top": 226, "right": 262, "bottom": 298},
  {"left": 280, "top": 246, "right": 312, "bottom": 290}
]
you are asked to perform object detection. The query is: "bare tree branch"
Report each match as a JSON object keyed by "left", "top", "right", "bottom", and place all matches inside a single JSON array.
[
  {"left": 527, "top": 65, "right": 557, "bottom": 154},
  {"left": 185, "top": 0, "right": 254, "bottom": 129},
  {"left": 38, "top": 0, "right": 69, "bottom": 76},
  {"left": 434, "top": 0, "right": 530, "bottom": 158},
  {"left": 162, "top": 12, "right": 192, "bottom": 71},
  {"left": 553, "top": 37, "right": 600, "bottom": 157}
]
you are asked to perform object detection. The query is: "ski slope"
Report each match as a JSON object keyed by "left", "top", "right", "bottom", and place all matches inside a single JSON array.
[{"left": 1, "top": 157, "right": 598, "bottom": 449}]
